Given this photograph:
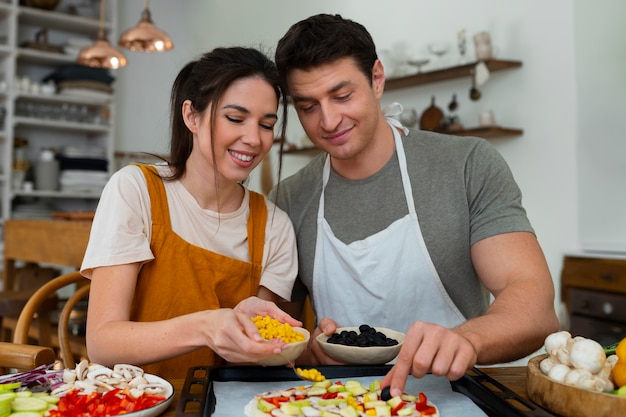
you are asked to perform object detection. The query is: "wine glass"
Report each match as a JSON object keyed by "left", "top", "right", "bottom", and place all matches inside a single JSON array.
[
  {"left": 427, "top": 42, "right": 451, "bottom": 69},
  {"left": 407, "top": 58, "right": 430, "bottom": 74}
]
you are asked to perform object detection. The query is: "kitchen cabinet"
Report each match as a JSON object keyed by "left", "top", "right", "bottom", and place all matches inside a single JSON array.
[
  {"left": 283, "top": 58, "right": 523, "bottom": 155},
  {"left": 0, "top": 0, "right": 117, "bottom": 221},
  {"left": 561, "top": 255, "right": 626, "bottom": 346}
]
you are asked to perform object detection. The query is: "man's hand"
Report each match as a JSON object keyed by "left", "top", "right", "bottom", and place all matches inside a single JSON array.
[
  {"left": 381, "top": 321, "right": 477, "bottom": 397},
  {"left": 297, "top": 317, "right": 344, "bottom": 365}
]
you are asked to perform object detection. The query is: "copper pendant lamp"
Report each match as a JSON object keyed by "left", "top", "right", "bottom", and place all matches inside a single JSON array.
[
  {"left": 76, "top": 0, "right": 127, "bottom": 69},
  {"left": 118, "top": 0, "right": 173, "bottom": 52}
]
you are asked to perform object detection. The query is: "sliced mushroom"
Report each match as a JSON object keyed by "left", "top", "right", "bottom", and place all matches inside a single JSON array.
[
  {"left": 75, "top": 359, "right": 90, "bottom": 381},
  {"left": 128, "top": 375, "right": 149, "bottom": 388},
  {"left": 87, "top": 366, "right": 114, "bottom": 381},
  {"left": 113, "top": 364, "right": 144, "bottom": 380},
  {"left": 137, "top": 383, "right": 167, "bottom": 396}
]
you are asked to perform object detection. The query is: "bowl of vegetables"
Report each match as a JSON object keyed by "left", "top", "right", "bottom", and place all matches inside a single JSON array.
[{"left": 0, "top": 361, "right": 174, "bottom": 417}]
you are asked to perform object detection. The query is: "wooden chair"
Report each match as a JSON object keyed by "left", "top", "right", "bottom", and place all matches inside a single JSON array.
[
  {"left": 0, "top": 342, "right": 56, "bottom": 373},
  {"left": 0, "top": 265, "right": 60, "bottom": 345},
  {"left": 1, "top": 219, "right": 92, "bottom": 343},
  {"left": 13, "top": 271, "right": 90, "bottom": 369}
]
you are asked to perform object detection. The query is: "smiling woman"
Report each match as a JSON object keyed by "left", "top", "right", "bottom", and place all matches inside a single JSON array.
[{"left": 79, "top": 47, "right": 303, "bottom": 379}]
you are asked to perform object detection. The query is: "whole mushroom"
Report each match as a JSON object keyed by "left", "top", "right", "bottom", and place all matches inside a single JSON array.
[{"left": 569, "top": 338, "right": 606, "bottom": 374}]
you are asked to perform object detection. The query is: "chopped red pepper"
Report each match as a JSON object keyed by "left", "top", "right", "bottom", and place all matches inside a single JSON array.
[
  {"left": 48, "top": 389, "right": 166, "bottom": 417},
  {"left": 268, "top": 396, "right": 290, "bottom": 407},
  {"left": 414, "top": 392, "right": 428, "bottom": 411},
  {"left": 421, "top": 405, "right": 438, "bottom": 415},
  {"left": 321, "top": 392, "right": 338, "bottom": 400}
]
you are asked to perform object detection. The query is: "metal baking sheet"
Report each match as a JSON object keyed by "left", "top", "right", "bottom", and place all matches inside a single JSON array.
[
  {"left": 175, "top": 365, "right": 489, "bottom": 417},
  {"left": 451, "top": 367, "right": 559, "bottom": 417}
]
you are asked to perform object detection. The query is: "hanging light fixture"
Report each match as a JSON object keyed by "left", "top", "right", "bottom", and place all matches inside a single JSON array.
[
  {"left": 118, "top": 0, "right": 173, "bottom": 52},
  {"left": 76, "top": 0, "right": 127, "bottom": 69}
]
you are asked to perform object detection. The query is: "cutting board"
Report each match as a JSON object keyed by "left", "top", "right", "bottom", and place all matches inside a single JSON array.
[{"left": 527, "top": 354, "right": 626, "bottom": 417}]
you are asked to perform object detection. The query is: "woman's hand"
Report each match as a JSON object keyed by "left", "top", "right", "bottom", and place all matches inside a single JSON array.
[
  {"left": 235, "top": 296, "right": 302, "bottom": 327},
  {"left": 201, "top": 296, "right": 304, "bottom": 364},
  {"left": 203, "top": 307, "right": 287, "bottom": 363}
]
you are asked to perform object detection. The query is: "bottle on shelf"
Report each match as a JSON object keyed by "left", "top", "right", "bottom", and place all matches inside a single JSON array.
[{"left": 34, "top": 148, "right": 59, "bottom": 191}]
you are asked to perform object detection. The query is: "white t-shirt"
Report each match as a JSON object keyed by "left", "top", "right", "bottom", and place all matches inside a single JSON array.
[{"left": 81, "top": 164, "right": 298, "bottom": 301}]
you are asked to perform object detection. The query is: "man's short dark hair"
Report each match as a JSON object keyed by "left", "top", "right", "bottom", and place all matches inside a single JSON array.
[{"left": 275, "top": 14, "right": 378, "bottom": 94}]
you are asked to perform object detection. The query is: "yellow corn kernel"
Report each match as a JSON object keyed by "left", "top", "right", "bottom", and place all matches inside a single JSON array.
[
  {"left": 251, "top": 315, "right": 305, "bottom": 343},
  {"left": 296, "top": 367, "right": 325, "bottom": 381},
  {"left": 366, "top": 409, "right": 376, "bottom": 416}
]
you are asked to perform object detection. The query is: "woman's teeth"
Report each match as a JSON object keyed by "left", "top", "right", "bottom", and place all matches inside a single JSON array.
[{"left": 230, "top": 151, "right": 253, "bottom": 162}]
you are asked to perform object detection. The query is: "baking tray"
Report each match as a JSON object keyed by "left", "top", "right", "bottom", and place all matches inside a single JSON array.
[
  {"left": 174, "top": 365, "right": 558, "bottom": 417},
  {"left": 175, "top": 365, "right": 393, "bottom": 417},
  {"left": 452, "top": 367, "right": 559, "bottom": 417}
]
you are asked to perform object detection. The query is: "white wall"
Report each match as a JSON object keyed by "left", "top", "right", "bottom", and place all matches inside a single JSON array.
[
  {"left": 113, "top": 0, "right": 626, "bottom": 316},
  {"left": 574, "top": 0, "right": 626, "bottom": 252}
]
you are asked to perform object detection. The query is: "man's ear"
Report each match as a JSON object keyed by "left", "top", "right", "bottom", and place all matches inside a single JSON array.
[
  {"left": 182, "top": 99, "right": 198, "bottom": 133},
  {"left": 372, "top": 59, "right": 386, "bottom": 99}
]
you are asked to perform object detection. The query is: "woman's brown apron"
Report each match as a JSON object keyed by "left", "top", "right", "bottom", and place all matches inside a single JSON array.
[{"left": 130, "top": 165, "right": 266, "bottom": 378}]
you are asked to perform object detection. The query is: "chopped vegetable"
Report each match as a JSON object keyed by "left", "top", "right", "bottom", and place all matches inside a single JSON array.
[
  {"left": 48, "top": 389, "right": 166, "bottom": 417},
  {"left": 0, "top": 365, "right": 63, "bottom": 393},
  {"left": 604, "top": 341, "right": 619, "bottom": 356}
]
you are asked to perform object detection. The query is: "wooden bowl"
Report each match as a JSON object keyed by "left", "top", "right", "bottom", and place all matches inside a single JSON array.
[{"left": 527, "top": 354, "right": 626, "bottom": 417}]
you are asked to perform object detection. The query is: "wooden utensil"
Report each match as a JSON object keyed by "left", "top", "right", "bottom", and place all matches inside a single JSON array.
[{"left": 419, "top": 96, "right": 444, "bottom": 131}]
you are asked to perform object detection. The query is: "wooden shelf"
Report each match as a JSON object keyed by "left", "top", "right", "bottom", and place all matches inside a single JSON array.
[
  {"left": 385, "top": 58, "right": 522, "bottom": 91},
  {"left": 436, "top": 126, "right": 523, "bottom": 139},
  {"left": 280, "top": 126, "right": 522, "bottom": 155},
  {"left": 283, "top": 146, "right": 320, "bottom": 155}
]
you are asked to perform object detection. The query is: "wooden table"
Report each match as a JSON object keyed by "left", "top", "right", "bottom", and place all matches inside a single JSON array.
[
  {"left": 2, "top": 219, "right": 92, "bottom": 291},
  {"left": 160, "top": 366, "right": 535, "bottom": 417}
]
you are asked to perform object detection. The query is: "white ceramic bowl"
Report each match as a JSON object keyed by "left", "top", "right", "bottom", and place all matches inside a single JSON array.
[
  {"left": 316, "top": 326, "right": 405, "bottom": 365},
  {"left": 257, "top": 327, "right": 310, "bottom": 366}
]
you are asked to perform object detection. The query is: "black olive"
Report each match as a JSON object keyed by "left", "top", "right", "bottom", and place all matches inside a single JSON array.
[
  {"left": 326, "top": 324, "right": 399, "bottom": 347},
  {"left": 381, "top": 386, "right": 392, "bottom": 401}
]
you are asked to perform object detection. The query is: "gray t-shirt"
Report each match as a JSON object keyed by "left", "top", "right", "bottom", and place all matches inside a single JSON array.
[{"left": 271, "top": 128, "right": 534, "bottom": 320}]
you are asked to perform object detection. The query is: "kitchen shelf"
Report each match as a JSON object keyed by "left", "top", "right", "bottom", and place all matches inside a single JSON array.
[
  {"left": 0, "top": 2, "right": 117, "bottom": 220},
  {"left": 18, "top": 6, "right": 105, "bottom": 35},
  {"left": 437, "top": 126, "right": 523, "bottom": 139},
  {"left": 385, "top": 58, "right": 523, "bottom": 91},
  {"left": 16, "top": 91, "right": 113, "bottom": 105},
  {"left": 17, "top": 47, "right": 77, "bottom": 65},
  {"left": 282, "top": 126, "right": 523, "bottom": 155},
  {"left": 282, "top": 146, "right": 320, "bottom": 155},
  {"left": 13, "top": 189, "right": 102, "bottom": 199},
  {"left": 13, "top": 116, "right": 110, "bottom": 133}
]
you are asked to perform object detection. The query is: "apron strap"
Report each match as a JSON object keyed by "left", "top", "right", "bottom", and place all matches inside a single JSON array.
[
  {"left": 246, "top": 191, "right": 267, "bottom": 268},
  {"left": 137, "top": 164, "right": 172, "bottom": 230}
]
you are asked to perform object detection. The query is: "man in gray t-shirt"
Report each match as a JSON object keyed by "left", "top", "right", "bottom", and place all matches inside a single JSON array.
[
  {"left": 274, "top": 129, "right": 533, "bottom": 322},
  {"left": 272, "top": 13, "right": 558, "bottom": 398}
]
